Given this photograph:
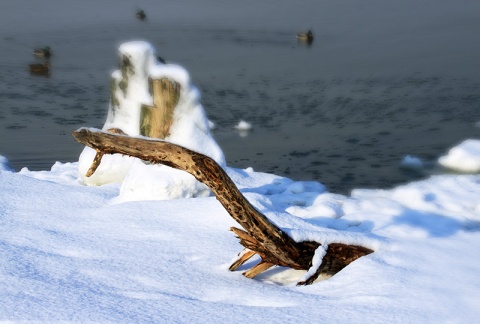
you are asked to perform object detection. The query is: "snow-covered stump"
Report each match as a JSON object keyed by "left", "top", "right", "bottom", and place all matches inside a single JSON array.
[{"left": 78, "top": 41, "right": 225, "bottom": 201}]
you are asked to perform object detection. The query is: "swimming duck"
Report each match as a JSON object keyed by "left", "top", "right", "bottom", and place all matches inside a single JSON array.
[
  {"left": 33, "top": 46, "right": 52, "bottom": 58},
  {"left": 29, "top": 61, "right": 50, "bottom": 75},
  {"left": 296, "top": 30, "right": 314, "bottom": 43},
  {"left": 136, "top": 9, "right": 146, "bottom": 21}
]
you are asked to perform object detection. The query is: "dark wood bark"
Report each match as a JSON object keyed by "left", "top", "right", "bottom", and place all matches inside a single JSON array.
[{"left": 73, "top": 128, "right": 373, "bottom": 284}]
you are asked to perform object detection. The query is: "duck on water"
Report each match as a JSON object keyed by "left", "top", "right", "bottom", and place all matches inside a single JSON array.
[
  {"left": 29, "top": 61, "right": 50, "bottom": 75},
  {"left": 136, "top": 9, "right": 146, "bottom": 21},
  {"left": 296, "top": 30, "right": 314, "bottom": 44},
  {"left": 33, "top": 46, "right": 52, "bottom": 58}
]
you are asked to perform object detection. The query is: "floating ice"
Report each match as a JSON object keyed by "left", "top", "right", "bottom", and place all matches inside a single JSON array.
[
  {"left": 234, "top": 120, "right": 253, "bottom": 131},
  {"left": 399, "top": 155, "right": 424, "bottom": 170}
]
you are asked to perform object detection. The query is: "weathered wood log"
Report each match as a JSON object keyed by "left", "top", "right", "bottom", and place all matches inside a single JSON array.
[
  {"left": 73, "top": 128, "right": 373, "bottom": 284},
  {"left": 140, "top": 78, "right": 180, "bottom": 138},
  {"left": 244, "top": 261, "right": 275, "bottom": 279},
  {"left": 229, "top": 248, "right": 256, "bottom": 271}
]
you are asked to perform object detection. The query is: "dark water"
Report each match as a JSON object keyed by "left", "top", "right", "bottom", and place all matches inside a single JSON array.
[{"left": 1, "top": 0, "right": 480, "bottom": 194}]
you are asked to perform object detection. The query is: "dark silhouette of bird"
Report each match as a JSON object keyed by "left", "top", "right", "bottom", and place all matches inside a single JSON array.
[{"left": 136, "top": 9, "right": 146, "bottom": 21}]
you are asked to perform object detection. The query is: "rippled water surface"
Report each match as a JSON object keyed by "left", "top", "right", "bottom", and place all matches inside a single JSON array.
[{"left": 1, "top": 0, "right": 480, "bottom": 194}]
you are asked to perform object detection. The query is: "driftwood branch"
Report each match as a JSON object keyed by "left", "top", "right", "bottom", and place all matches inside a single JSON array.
[{"left": 73, "top": 128, "right": 373, "bottom": 284}]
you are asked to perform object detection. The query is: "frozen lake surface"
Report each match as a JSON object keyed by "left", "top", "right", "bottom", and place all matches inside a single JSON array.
[{"left": 1, "top": 0, "right": 480, "bottom": 193}]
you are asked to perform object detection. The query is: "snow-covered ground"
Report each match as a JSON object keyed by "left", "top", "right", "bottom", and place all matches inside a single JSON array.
[{"left": 1, "top": 136, "right": 480, "bottom": 322}]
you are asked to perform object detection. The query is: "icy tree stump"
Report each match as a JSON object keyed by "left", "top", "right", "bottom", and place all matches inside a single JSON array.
[
  {"left": 140, "top": 78, "right": 180, "bottom": 138},
  {"left": 73, "top": 128, "right": 373, "bottom": 285}
]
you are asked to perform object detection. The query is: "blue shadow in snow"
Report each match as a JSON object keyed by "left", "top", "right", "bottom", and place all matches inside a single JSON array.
[{"left": 392, "top": 209, "right": 480, "bottom": 237}]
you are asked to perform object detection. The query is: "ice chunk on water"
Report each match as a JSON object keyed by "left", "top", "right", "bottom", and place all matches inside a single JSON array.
[{"left": 234, "top": 120, "right": 252, "bottom": 131}]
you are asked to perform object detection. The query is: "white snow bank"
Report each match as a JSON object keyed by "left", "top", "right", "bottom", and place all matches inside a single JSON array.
[
  {"left": 19, "top": 161, "right": 81, "bottom": 186},
  {"left": 438, "top": 139, "right": 480, "bottom": 173},
  {"left": 0, "top": 155, "right": 12, "bottom": 171},
  {"left": 78, "top": 41, "right": 225, "bottom": 201},
  {"left": 2, "top": 152, "right": 480, "bottom": 322},
  {"left": 113, "top": 159, "right": 210, "bottom": 203}
]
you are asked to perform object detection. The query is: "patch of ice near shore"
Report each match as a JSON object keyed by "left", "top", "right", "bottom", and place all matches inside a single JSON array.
[{"left": 399, "top": 155, "right": 424, "bottom": 170}]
